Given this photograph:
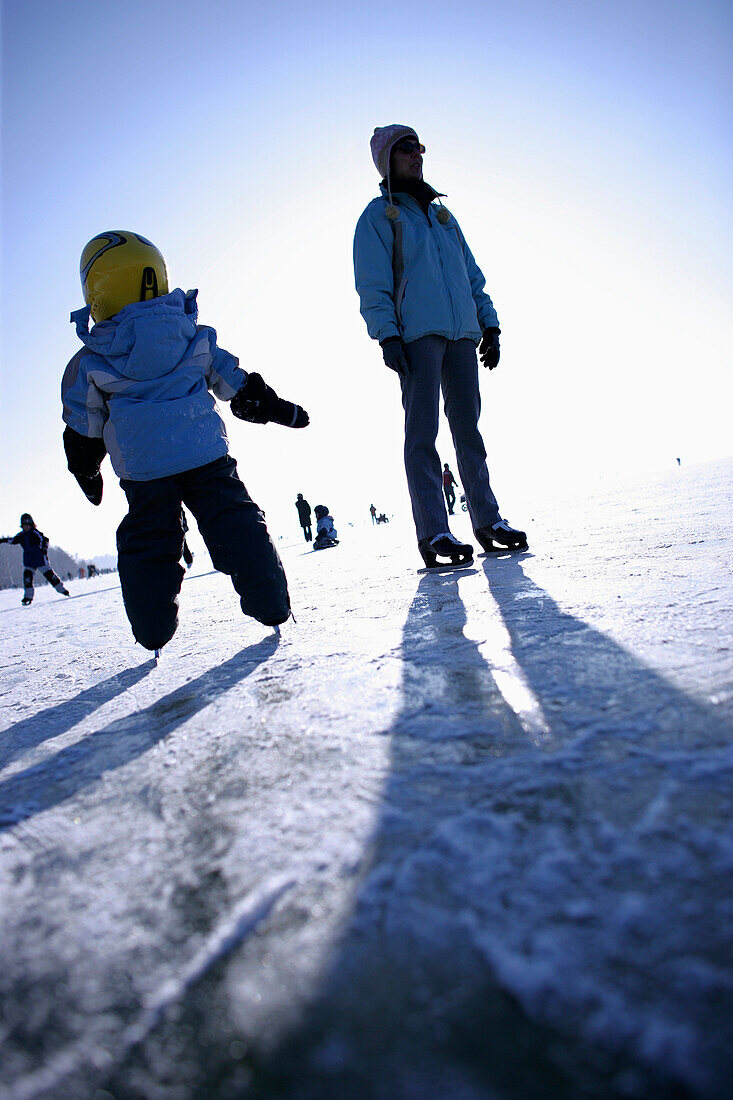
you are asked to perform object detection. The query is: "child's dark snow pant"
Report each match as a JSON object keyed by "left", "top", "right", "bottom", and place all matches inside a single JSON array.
[
  {"left": 117, "top": 455, "right": 290, "bottom": 651},
  {"left": 23, "top": 565, "right": 66, "bottom": 602}
]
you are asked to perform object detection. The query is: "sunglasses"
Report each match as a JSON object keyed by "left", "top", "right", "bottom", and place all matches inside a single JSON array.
[{"left": 393, "top": 139, "right": 425, "bottom": 155}]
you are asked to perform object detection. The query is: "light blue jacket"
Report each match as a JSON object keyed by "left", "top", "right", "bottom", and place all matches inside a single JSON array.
[
  {"left": 61, "top": 289, "right": 246, "bottom": 482},
  {"left": 316, "top": 514, "right": 337, "bottom": 540},
  {"left": 353, "top": 183, "right": 499, "bottom": 346}
]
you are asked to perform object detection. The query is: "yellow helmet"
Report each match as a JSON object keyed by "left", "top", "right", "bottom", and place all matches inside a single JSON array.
[{"left": 80, "top": 231, "right": 168, "bottom": 322}]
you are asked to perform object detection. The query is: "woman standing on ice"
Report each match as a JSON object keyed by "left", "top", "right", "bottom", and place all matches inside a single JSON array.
[
  {"left": 0, "top": 514, "right": 70, "bottom": 604},
  {"left": 353, "top": 124, "right": 527, "bottom": 569}
]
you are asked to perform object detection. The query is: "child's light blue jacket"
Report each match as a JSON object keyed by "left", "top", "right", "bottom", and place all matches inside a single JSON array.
[
  {"left": 61, "top": 289, "right": 246, "bottom": 481},
  {"left": 353, "top": 183, "right": 499, "bottom": 346},
  {"left": 317, "top": 514, "right": 337, "bottom": 540}
]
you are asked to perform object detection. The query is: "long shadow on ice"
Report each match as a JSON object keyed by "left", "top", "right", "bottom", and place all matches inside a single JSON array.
[
  {"left": 0, "top": 662, "right": 153, "bottom": 772},
  {"left": 243, "top": 566, "right": 732, "bottom": 1098},
  {"left": 0, "top": 636, "right": 278, "bottom": 830},
  {"left": 104, "top": 569, "right": 732, "bottom": 1099},
  {"left": 481, "top": 554, "right": 732, "bottom": 757}
]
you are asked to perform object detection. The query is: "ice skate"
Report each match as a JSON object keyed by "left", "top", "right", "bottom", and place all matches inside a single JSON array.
[
  {"left": 475, "top": 519, "right": 528, "bottom": 553},
  {"left": 418, "top": 532, "right": 474, "bottom": 570},
  {"left": 21, "top": 595, "right": 33, "bottom": 606}
]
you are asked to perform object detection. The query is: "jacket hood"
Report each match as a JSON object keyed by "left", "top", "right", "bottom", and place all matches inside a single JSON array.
[{"left": 70, "top": 289, "right": 199, "bottom": 381}]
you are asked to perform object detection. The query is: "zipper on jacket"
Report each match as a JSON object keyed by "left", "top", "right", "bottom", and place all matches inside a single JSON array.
[{"left": 430, "top": 208, "right": 459, "bottom": 336}]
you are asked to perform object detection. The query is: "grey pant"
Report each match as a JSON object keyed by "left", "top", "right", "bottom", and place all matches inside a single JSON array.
[{"left": 401, "top": 336, "right": 501, "bottom": 541}]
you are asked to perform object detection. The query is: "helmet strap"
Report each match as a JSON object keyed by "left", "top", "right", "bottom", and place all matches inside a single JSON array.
[{"left": 140, "top": 266, "right": 159, "bottom": 302}]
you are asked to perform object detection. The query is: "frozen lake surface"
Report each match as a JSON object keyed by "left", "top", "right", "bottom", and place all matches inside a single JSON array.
[{"left": 1, "top": 459, "right": 731, "bottom": 1099}]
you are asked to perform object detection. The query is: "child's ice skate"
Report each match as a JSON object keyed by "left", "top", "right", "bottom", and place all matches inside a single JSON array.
[
  {"left": 418, "top": 532, "right": 474, "bottom": 570},
  {"left": 475, "top": 519, "right": 528, "bottom": 553}
]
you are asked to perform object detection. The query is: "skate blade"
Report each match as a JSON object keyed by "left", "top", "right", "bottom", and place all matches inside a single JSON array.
[
  {"left": 417, "top": 559, "right": 475, "bottom": 574},
  {"left": 478, "top": 545, "right": 530, "bottom": 557}
]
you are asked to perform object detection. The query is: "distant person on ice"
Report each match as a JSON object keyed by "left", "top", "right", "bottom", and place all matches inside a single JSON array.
[
  {"left": 0, "top": 513, "right": 70, "bottom": 605},
  {"left": 62, "top": 231, "right": 309, "bottom": 652},
  {"left": 295, "top": 493, "right": 312, "bottom": 542},
  {"left": 442, "top": 463, "right": 458, "bottom": 515},
  {"left": 353, "top": 124, "right": 528, "bottom": 569},
  {"left": 313, "top": 505, "right": 339, "bottom": 550},
  {"left": 370, "top": 503, "right": 377, "bottom": 524}
]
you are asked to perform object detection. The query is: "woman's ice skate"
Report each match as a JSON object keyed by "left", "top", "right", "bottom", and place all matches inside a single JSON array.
[
  {"left": 418, "top": 532, "right": 474, "bottom": 571},
  {"left": 474, "top": 520, "right": 528, "bottom": 553}
]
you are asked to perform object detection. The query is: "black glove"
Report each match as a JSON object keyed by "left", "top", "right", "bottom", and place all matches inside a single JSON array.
[
  {"left": 478, "top": 327, "right": 501, "bottom": 370},
  {"left": 230, "top": 373, "right": 309, "bottom": 428},
  {"left": 380, "top": 336, "right": 409, "bottom": 379},
  {"left": 63, "top": 425, "right": 106, "bottom": 505}
]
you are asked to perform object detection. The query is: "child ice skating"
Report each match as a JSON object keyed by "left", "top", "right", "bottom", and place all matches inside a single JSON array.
[
  {"left": 0, "top": 514, "right": 70, "bottom": 604},
  {"left": 62, "top": 230, "right": 309, "bottom": 652},
  {"left": 313, "top": 505, "right": 339, "bottom": 550}
]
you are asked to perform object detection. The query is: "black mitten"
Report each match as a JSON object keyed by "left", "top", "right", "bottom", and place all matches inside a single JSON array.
[
  {"left": 63, "top": 426, "right": 106, "bottom": 505},
  {"left": 478, "top": 327, "right": 501, "bottom": 370},
  {"left": 231, "top": 373, "right": 309, "bottom": 428},
  {"left": 380, "top": 336, "right": 409, "bottom": 378}
]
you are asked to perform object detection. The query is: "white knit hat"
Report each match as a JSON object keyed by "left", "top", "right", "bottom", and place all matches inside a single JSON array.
[{"left": 370, "top": 124, "right": 418, "bottom": 178}]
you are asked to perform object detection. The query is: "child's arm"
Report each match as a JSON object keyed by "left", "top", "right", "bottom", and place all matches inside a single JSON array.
[
  {"left": 204, "top": 338, "right": 247, "bottom": 400},
  {"left": 200, "top": 327, "right": 309, "bottom": 428},
  {"left": 61, "top": 350, "right": 108, "bottom": 505}
]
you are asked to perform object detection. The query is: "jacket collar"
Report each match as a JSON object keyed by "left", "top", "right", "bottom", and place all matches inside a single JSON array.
[{"left": 380, "top": 179, "right": 445, "bottom": 203}]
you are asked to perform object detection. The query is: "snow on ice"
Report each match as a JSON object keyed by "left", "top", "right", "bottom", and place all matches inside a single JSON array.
[{"left": 0, "top": 459, "right": 731, "bottom": 1099}]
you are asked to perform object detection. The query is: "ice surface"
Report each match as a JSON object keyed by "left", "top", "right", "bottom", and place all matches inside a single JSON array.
[{"left": 0, "top": 459, "right": 731, "bottom": 1099}]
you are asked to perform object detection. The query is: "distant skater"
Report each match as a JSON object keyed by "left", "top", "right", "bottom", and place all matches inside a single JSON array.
[
  {"left": 295, "top": 493, "right": 313, "bottom": 542},
  {"left": 313, "top": 505, "right": 339, "bottom": 550},
  {"left": 442, "top": 464, "right": 458, "bottom": 515},
  {"left": 354, "top": 124, "right": 528, "bottom": 568},
  {"left": 370, "top": 503, "right": 377, "bottom": 524},
  {"left": 62, "top": 230, "right": 309, "bottom": 652},
  {"left": 0, "top": 513, "right": 70, "bottom": 605}
]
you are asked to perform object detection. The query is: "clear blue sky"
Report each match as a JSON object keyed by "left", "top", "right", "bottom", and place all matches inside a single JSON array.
[{"left": 2, "top": 0, "right": 731, "bottom": 557}]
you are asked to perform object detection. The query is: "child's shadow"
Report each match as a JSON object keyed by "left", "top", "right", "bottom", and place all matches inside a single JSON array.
[
  {"left": 0, "top": 635, "right": 278, "bottom": 830},
  {"left": 0, "top": 663, "right": 153, "bottom": 772}
]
